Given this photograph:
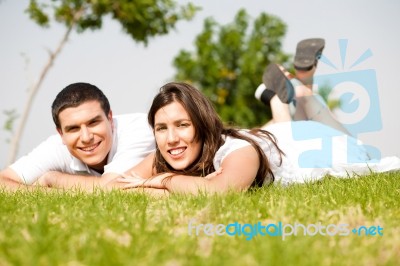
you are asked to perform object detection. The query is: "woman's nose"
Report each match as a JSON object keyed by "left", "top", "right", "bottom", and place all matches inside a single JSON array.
[{"left": 167, "top": 128, "right": 179, "bottom": 144}]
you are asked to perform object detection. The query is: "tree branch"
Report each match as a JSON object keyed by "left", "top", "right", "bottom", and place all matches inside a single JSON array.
[{"left": 6, "top": 10, "right": 83, "bottom": 166}]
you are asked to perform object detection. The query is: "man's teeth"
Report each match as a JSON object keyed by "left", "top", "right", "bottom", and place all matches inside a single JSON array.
[{"left": 170, "top": 148, "right": 185, "bottom": 155}]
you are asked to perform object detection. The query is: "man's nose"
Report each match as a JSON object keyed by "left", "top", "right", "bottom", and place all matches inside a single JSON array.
[{"left": 81, "top": 126, "right": 93, "bottom": 143}]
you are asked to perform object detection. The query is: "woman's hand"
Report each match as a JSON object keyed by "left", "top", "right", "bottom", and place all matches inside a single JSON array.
[
  {"left": 117, "top": 172, "right": 169, "bottom": 189},
  {"left": 117, "top": 167, "right": 223, "bottom": 191},
  {"left": 204, "top": 167, "right": 223, "bottom": 179}
]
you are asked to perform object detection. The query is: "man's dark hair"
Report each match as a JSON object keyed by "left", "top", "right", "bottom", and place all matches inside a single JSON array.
[{"left": 51, "top": 82, "right": 111, "bottom": 129}]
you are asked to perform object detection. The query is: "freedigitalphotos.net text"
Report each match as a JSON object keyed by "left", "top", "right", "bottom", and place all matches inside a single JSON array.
[{"left": 187, "top": 219, "right": 383, "bottom": 240}]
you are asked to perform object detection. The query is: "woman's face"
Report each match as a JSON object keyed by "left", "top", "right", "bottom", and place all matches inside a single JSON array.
[{"left": 153, "top": 101, "right": 202, "bottom": 170}]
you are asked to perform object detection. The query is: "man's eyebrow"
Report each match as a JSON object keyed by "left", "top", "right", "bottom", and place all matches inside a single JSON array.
[
  {"left": 154, "top": 122, "right": 166, "bottom": 127},
  {"left": 63, "top": 115, "right": 103, "bottom": 131}
]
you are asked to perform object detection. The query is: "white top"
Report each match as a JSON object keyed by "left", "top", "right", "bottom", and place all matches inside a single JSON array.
[
  {"left": 213, "top": 130, "right": 283, "bottom": 185},
  {"left": 10, "top": 113, "right": 155, "bottom": 185},
  {"left": 213, "top": 121, "right": 400, "bottom": 185}
]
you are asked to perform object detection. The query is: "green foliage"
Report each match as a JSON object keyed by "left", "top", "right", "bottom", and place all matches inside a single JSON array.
[
  {"left": 2, "top": 109, "right": 18, "bottom": 132},
  {"left": 173, "top": 9, "right": 290, "bottom": 127},
  {"left": 1, "top": 172, "right": 399, "bottom": 265},
  {"left": 3, "top": 109, "right": 18, "bottom": 143},
  {"left": 25, "top": 0, "right": 200, "bottom": 45},
  {"left": 26, "top": 0, "right": 50, "bottom": 27}
]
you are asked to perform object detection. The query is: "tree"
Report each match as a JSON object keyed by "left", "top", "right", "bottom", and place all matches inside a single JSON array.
[
  {"left": 173, "top": 9, "right": 290, "bottom": 128},
  {"left": 6, "top": 0, "right": 199, "bottom": 166}
]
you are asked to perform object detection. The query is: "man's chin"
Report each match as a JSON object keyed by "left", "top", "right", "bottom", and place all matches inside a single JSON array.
[{"left": 83, "top": 157, "right": 107, "bottom": 170}]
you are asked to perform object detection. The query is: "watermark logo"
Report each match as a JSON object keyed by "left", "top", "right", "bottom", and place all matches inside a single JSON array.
[
  {"left": 292, "top": 39, "right": 382, "bottom": 168},
  {"left": 188, "top": 219, "right": 384, "bottom": 241}
]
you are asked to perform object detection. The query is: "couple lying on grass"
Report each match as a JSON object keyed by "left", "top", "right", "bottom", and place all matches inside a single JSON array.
[
  {"left": 1, "top": 39, "right": 399, "bottom": 195},
  {"left": 1, "top": 77, "right": 399, "bottom": 196}
]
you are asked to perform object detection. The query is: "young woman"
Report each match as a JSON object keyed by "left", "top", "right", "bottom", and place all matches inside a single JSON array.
[
  {"left": 119, "top": 82, "right": 285, "bottom": 194},
  {"left": 121, "top": 77, "right": 400, "bottom": 194}
]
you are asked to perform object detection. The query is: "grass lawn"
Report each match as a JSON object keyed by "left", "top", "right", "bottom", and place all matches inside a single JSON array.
[{"left": 1, "top": 171, "right": 399, "bottom": 266}]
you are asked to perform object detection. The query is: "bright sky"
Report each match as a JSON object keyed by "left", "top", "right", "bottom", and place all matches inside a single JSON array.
[{"left": 1, "top": 0, "right": 399, "bottom": 168}]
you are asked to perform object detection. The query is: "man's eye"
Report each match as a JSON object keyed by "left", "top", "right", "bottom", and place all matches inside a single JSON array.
[
  {"left": 66, "top": 127, "right": 79, "bottom": 132},
  {"left": 89, "top": 120, "right": 100, "bottom": 126},
  {"left": 156, "top": 126, "right": 167, "bottom": 131}
]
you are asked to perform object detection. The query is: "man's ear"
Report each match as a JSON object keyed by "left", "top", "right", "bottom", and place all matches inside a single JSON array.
[
  {"left": 56, "top": 128, "right": 66, "bottom": 145},
  {"left": 108, "top": 110, "right": 114, "bottom": 129}
]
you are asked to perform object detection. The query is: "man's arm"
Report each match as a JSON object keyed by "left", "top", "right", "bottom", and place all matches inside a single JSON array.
[
  {"left": 0, "top": 168, "right": 25, "bottom": 191},
  {"left": 36, "top": 153, "right": 156, "bottom": 192},
  {"left": 38, "top": 171, "right": 169, "bottom": 195},
  {"left": 0, "top": 167, "right": 84, "bottom": 192},
  {"left": 0, "top": 167, "right": 50, "bottom": 192},
  {"left": 0, "top": 164, "right": 121, "bottom": 192},
  {"left": 0, "top": 168, "right": 168, "bottom": 196},
  {"left": 37, "top": 171, "right": 122, "bottom": 192}
]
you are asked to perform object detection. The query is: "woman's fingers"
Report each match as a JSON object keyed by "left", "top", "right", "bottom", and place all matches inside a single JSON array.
[{"left": 123, "top": 183, "right": 143, "bottom": 189}]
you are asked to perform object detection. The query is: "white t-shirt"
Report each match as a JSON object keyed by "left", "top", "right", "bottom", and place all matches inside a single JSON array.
[
  {"left": 213, "top": 130, "right": 283, "bottom": 185},
  {"left": 10, "top": 113, "right": 155, "bottom": 185}
]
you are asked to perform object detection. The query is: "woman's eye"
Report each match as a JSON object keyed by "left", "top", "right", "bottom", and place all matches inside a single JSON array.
[{"left": 179, "top": 123, "right": 190, "bottom": 127}]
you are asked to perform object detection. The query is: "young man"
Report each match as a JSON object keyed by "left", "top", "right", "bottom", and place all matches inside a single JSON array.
[{"left": 0, "top": 82, "right": 155, "bottom": 191}]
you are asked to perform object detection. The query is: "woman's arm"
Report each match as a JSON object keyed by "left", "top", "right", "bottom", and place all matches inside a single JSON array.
[
  {"left": 120, "top": 146, "right": 260, "bottom": 195},
  {"left": 123, "top": 152, "right": 155, "bottom": 178}
]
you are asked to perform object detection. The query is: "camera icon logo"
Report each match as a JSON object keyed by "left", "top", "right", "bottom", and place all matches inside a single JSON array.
[{"left": 292, "top": 39, "right": 382, "bottom": 167}]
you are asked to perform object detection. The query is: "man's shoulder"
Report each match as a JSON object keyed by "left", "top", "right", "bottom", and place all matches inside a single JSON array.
[
  {"left": 112, "top": 113, "right": 152, "bottom": 134},
  {"left": 42, "top": 134, "right": 64, "bottom": 144}
]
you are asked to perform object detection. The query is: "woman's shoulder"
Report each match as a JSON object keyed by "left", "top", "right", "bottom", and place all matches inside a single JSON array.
[
  {"left": 215, "top": 130, "right": 284, "bottom": 169},
  {"left": 213, "top": 136, "right": 252, "bottom": 169},
  {"left": 213, "top": 131, "right": 277, "bottom": 166},
  {"left": 220, "top": 135, "right": 251, "bottom": 152}
]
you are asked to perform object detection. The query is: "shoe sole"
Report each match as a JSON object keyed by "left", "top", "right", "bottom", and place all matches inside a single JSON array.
[
  {"left": 294, "top": 38, "right": 325, "bottom": 70},
  {"left": 262, "top": 64, "right": 295, "bottom": 104}
]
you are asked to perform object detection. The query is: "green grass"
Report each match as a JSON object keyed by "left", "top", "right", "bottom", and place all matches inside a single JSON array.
[{"left": 1, "top": 171, "right": 399, "bottom": 266}]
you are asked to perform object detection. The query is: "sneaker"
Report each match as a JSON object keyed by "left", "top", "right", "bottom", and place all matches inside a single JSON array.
[
  {"left": 294, "top": 38, "right": 325, "bottom": 71},
  {"left": 255, "top": 63, "right": 295, "bottom": 105}
]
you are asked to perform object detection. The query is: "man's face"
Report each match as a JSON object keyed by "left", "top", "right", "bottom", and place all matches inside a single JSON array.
[{"left": 57, "top": 100, "right": 114, "bottom": 172}]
